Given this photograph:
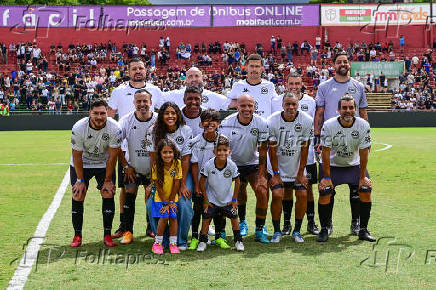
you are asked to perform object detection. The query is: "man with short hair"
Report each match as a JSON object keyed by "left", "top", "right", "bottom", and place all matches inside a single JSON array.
[
  {"left": 314, "top": 51, "right": 368, "bottom": 236},
  {"left": 161, "top": 67, "right": 228, "bottom": 110},
  {"left": 220, "top": 94, "right": 270, "bottom": 243},
  {"left": 108, "top": 58, "right": 162, "bottom": 239},
  {"left": 180, "top": 86, "right": 204, "bottom": 137},
  {"left": 69, "top": 98, "right": 122, "bottom": 247},
  {"left": 317, "top": 94, "right": 375, "bottom": 243},
  {"left": 117, "top": 89, "right": 157, "bottom": 244},
  {"left": 227, "top": 54, "right": 278, "bottom": 118}
]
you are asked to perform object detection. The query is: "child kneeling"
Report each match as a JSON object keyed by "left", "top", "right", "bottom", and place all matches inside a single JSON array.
[{"left": 197, "top": 136, "right": 244, "bottom": 252}]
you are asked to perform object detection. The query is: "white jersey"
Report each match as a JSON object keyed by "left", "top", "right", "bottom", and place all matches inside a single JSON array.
[
  {"left": 147, "top": 125, "right": 193, "bottom": 157},
  {"left": 267, "top": 111, "right": 313, "bottom": 182},
  {"left": 161, "top": 88, "right": 229, "bottom": 110},
  {"left": 272, "top": 93, "right": 316, "bottom": 164},
  {"left": 119, "top": 111, "right": 157, "bottom": 176},
  {"left": 181, "top": 106, "right": 205, "bottom": 137},
  {"left": 200, "top": 157, "right": 239, "bottom": 207},
  {"left": 219, "top": 112, "right": 269, "bottom": 166},
  {"left": 190, "top": 133, "right": 220, "bottom": 178},
  {"left": 70, "top": 117, "right": 122, "bottom": 168},
  {"left": 227, "top": 79, "right": 278, "bottom": 118},
  {"left": 321, "top": 117, "right": 371, "bottom": 167}
]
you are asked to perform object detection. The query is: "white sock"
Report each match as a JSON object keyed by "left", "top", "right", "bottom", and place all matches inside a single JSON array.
[
  {"left": 155, "top": 236, "right": 163, "bottom": 244},
  {"left": 169, "top": 236, "right": 177, "bottom": 245}
]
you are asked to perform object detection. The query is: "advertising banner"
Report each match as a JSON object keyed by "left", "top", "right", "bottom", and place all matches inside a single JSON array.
[{"left": 351, "top": 61, "right": 405, "bottom": 78}]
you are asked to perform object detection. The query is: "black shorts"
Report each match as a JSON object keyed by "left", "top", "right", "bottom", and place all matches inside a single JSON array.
[
  {"left": 124, "top": 173, "right": 151, "bottom": 190},
  {"left": 70, "top": 166, "right": 116, "bottom": 190},
  {"left": 306, "top": 163, "right": 318, "bottom": 185},
  {"left": 267, "top": 174, "right": 306, "bottom": 191},
  {"left": 203, "top": 203, "right": 238, "bottom": 219},
  {"left": 237, "top": 164, "right": 259, "bottom": 183},
  {"left": 318, "top": 165, "right": 369, "bottom": 187}
]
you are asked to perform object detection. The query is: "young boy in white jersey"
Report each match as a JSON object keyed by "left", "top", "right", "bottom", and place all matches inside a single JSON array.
[{"left": 197, "top": 135, "right": 244, "bottom": 252}]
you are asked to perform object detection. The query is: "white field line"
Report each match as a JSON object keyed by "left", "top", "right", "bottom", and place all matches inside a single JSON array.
[{"left": 373, "top": 142, "right": 393, "bottom": 152}]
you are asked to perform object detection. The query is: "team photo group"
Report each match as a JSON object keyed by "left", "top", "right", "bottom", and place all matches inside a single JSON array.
[{"left": 69, "top": 51, "right": 375, "bottom": 255}]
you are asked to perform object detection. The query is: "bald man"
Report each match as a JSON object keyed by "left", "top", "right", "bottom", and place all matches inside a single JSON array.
[
  {"left": 219, "top": 94, "right": 271, "bottom": 243},
  {"left": 160, "top": 67, "right": 229, "bottom": 110}
]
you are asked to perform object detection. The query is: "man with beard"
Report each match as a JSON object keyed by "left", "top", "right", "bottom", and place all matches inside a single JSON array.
[
  {"left": 108, "top": 58, "right": 162, "bottom": 239},
  {"left": 161, "top": 67, "right": 228, "bottom": 110},
  {"left": 317, "top": 94, "right": 375, "bottom": 243},
  {"left": 227, "top": 54, "right": 278, "bottom": 118},
  {"left": 314, "top": 52, "right": 368, "bottom": 237}
]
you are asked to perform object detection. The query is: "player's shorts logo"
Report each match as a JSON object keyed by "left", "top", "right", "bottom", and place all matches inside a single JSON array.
[
  {"left": 348, "top": 87, "right": 357, "bottom": 94},
  {"left": 306, "top": 172, "right": 312, "bottom": 179},
  {"left": 102, "top": 133, "right": 109, "bottom": 141},
  {"left": 351, "top": 130, "right": 359, "bottom": 139},
  {"left": 250, "top": 128, "right": 259, "bottom": 136},
  {"left": 202, "top": 95, "right": 209, "bottom": 104},
  {"left": 223, "top": 169, "right": 232, "bottom": 178},
  {"left": 170, "top": 169, "right": 176, "bottom": 177},
  {"left": 176, "top": 136, "right": 184, "bottom": 145},
  {"left": 261, "top": 87, "right": 268, "bottom": 94},
  {"left": 294, "top": 123, "right": 302, "bottom": 132},
  {"left": 301, "top": 104, "right": 309, "bottom": 111}
]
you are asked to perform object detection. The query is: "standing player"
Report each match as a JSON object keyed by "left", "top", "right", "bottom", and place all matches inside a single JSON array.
[
  {"left": 227, "top": 54, "right": 278, "bottom": 118},
  {"left": 317, "top": 94, "right": 375, "bottom": 243},
  {"left": 272, "top": 72, "right": 320, "bottom": 235},
  {"left": 314, "top": 51, "right": 368, "bottom": 235},
  {"left": 180, "top": 86, "right": 204, "bottom": 137},
  {"left": 220, "top": 94, "right": 270, "bottom": 243},
  {"left": 267, "top": 92, "right": 313, "bottom": 243},
  {"left": 161, "top": 66, "right": 228, "bottom": 110},
  {"left": 69, "top": 98, "right": 122, "bottom": 247},
  {"left": 108, "top": 58, "right": 162, "bottom": 239},
  {"left": 117, "top": 89, "right": 157, "bottom": 244}
]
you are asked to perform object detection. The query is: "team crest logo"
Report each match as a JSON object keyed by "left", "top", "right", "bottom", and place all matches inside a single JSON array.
[
  {"left": 294, "top": 123, "right": 302, "bottom": 132},
  {"left": 102, "top": 133, "right": 109, "bottom": 141},
  {"left": 348, "top": 87, "right": 357, "bottom": 94},
  {"left": 250, "top": 128, "right": 259, "bottom": 136},
  {"left": 351, "top": 130, "right": 359, "bottom": 139},
  {"left": 176, "top": 136, "right": 184, "bottom": 145},
  {"left": 300, "top": 104, "right": 308, "bottom": 111},
  {"left": 202, "top": 95, "right": 209, "bottom": 104},
  {"left": 261, "top": 87, "right": 268, "bottom": 94},
  {"left": 223, "top": 169, "right": 232, "bottom": 178},
  {"left": 170, "top": 169, "right": 176, "bottom": 177}
]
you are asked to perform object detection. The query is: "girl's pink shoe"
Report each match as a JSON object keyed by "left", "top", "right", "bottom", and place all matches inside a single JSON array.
[
  {"left": 169, "top": 243, "right": 180, "bottom": 254},
  {"left": 152, "top": 242, "right": 164, "bottom": 255}
]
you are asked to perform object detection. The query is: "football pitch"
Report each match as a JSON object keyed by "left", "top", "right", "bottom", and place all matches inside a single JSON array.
[{"left": 1, "top": 128, "right": 435, "bottom": 289}]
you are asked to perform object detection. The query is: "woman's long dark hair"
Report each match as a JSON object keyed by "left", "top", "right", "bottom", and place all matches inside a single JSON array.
[
  {"left": 155, "top": 138, "right": 181, "bottom": 187},
  {"left": 153, "top": 101, "right": 185, "bottom": 150}
]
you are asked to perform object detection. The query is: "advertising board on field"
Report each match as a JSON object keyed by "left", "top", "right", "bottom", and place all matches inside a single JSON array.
[{"left": 351, "top": 61, "right": 405, "bottom": 78}]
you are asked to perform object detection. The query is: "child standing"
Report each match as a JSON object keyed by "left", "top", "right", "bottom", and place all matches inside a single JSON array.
[
  {"left": 151, "top": 139, "right": 182, "bottom": 255},
  {"left": 197, "top": 136, "right": 244, "bottom": 252}
]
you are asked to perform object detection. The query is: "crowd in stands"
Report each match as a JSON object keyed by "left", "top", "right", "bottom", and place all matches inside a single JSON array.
[{"left": 0, "top": 37, "right": 435, "bottom": 115}]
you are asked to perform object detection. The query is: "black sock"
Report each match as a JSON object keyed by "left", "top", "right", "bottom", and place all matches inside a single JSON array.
[
  {"left": 255, "top": 218, "right": 265, "bottom": 232},
  {"left": 294, "top": 219, "right": 303, "bottom": 233},
  {"left": 72, "top": 199, "right": 84, "bottom": 237},
  {"left": 215, "top": 216, "right": 223, "bottom": 240},
  {"left": 318, "top": 202, "right": 330, "bottom": 229},
  {"left": 221, "top": 218, "right": 227, "bottom": 234},
  {"left": 199, "top": 233, "right": 208, "bottom": 243},
  {"left": 282, "top": 200, "right": 293, "bottom": 226},
  {"left": 119, "top": 212, "right": 125, "bottom": 231},
  {"left": 307, "top": 201, "right": 315, "bottom": 223},
  {"left": 233, "top": 230, "right": 242, "bottom": 243},
  {"left": 272, "top": 219, "right": 281, "bottom": 233},
  {"left": 238, "top": 204, "right": 246, "bottom": 222},
  {"left": 328, "top": 195, "right": 335, "bottom": 224},
  {"left": 359, "top": 201, "right": 372, "bottom": 229},
  {"left": 146, "top": 214, "right": 151, "bottom": 231},
  {"left": 192, "top": 208, "right": 202, "bottom": 239},
  {"left": 123, "top": 193, "right": 136, "bottom": 233},
  {"left": 350, "top": 187, "right": 360, "bottom": 222},
  {"left": 102, "top": 198, "right": 115, "bottom": 236}
]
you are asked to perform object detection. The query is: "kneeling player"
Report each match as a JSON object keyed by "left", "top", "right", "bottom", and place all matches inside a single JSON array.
[
  {"left": 267, "top": 92, "right": 313, "bottom": 243},
  {"left": 70, "top": 98, "right": 121, "bottom": 247},
  {"left": 317, "top": 94, "right": 375, "bottom": 243},
  {"left": 197, "top": 136, "right": 244, "bottom": 252}
]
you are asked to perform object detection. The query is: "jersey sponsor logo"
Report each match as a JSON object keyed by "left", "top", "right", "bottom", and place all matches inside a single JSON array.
[
  {"left": 243, "top": 88, "right": 249, "bottom": 93},
  {"left": 93, "top": 146, "right": 99, "bottom": 153},
  {"left": 351, "top": 130, "right": 359, "bottom": 139},
  {"left": 300, "top": 104, "right": 309, "bottom": 111},
  {"left": 294, "top": 123, "right": 302, "bottom": 132},
  {"left": 223, "top": 168, "right": 232, "bottom": 178},
  {"left": 175, "top": 136, "right": 185, "bottom": 145},
  {"left": 254, "top": 101, "right": 259, "bottom": 110},
  {"left": 202, "top": 95, "right": 209, "bottom": 104},
  {"left": 348, "top": 86, "right": 357, "bottom": 94},
  {"left": 250, "top": 128, "right": 259, "bottom": 136},
  {"left": 102, "top": 133, "right": 109, "bottom": 141},
  {"left": 261, "top": 87, "right": 268, "bottom": 94},
  {"left": 170, "top": 169, "right": 176, "bottom": 177}
]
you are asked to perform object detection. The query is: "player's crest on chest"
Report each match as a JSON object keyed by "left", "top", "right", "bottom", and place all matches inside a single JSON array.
[
  {"left": 300, "top": 104, "right": 309, "bottom": 111},
  {"left": 102, "top": 133, "right": 109, "bottom": 141},
  {"left": 201, "top": 95, "right": 209, "bottom": 104},
  {"left": 223, "top": 168, "right": 232, "bottom": 178},
  {"left": 347, "top": 86, "right": 357, "bottom": 95},
  {"left": 250, "top": 128, "right": 259, "bottom": 136},
  {"left": 351, "top": 130, "right": 359, "bottom": 139},
  {"left": 175, "top": 136, "right": 184, "bottom": 145},
  {"left": 294, "top": 123, "right": 302, "bottom": 132},
  {"left": 261, "top": 87, "right": 268, "bottom": 94}
]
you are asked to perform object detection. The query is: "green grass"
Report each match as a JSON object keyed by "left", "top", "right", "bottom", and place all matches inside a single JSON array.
[{"left": 1, "top": 129, "right": 436, "bottom": 289}]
